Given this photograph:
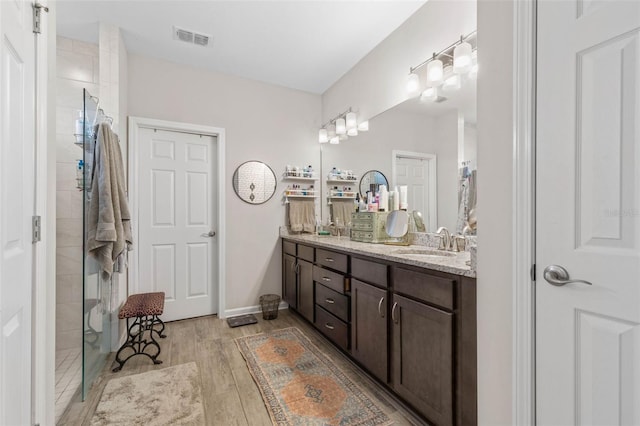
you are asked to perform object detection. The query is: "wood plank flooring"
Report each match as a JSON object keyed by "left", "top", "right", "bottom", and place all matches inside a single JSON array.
[{"left": 58, "top": 309, "right": 425, "bottom": 425}]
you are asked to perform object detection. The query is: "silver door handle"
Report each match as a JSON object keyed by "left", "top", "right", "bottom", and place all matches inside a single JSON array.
[
  {"left": 201, "top": 230, "right": 216, "bottom": 238},
  {"left": 378, "top": 297, "right": 385, "bottom": 318},
  {"left": 543, "top": 265, "right": 592, "bottom": 287},
  {"left": 391, "top": 302, "right": 398, "bottom": 323}
]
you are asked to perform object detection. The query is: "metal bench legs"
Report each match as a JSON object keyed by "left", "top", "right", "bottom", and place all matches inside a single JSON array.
[{"left": 112, "top": 315, "right": 166, "bottom": 372}]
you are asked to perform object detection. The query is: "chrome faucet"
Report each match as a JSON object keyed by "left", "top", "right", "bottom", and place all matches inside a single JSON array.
[{"left": 436, "top": 227, "right": 452, "bottom": 251}]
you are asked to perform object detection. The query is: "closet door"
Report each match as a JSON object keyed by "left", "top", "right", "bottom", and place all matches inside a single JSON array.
[{"left": 137, "top": 128, "right": 218, "bottom": 321}]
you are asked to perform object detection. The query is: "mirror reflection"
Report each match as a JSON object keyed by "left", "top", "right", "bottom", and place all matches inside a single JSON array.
[
  {"left": 321, "top": 72, "right": 476, "bottom": 233},
  {"left": 232, "top": 161, "right": 277, "bottom": 205},
  {"left": 359, "top": 170, "right": 388, "bottom": 198}
]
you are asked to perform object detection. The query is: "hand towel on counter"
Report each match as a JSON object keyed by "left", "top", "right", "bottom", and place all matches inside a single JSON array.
[
  {"left": 87, "top": 122, "right": 133, "bottom": 279},
  {"left": 331, "top": 199, "right": 356, "bottom": 226},
  {"left": 287, "top": 199, "right": 316, "bottom": 233}
]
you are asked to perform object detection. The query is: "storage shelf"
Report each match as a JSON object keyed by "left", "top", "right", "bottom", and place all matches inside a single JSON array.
[
  {"left": 326, "top": 178, "right": 358, "bottom": 184},
  {"left": 283, "top": 189, "right": 318, "bottom": 197},
  {"left": 283, "top": 171, "right": 317, "bottom": 180}
]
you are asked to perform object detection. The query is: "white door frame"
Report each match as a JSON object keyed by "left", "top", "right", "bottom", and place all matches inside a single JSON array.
[
  {"left": 128, "top": 117, "right": 227, "bottom": 318},
  {"left": 513, "top": 0, "right": 537, "bottom": 425},
  {"left": 391, "top": 150, "right": 438, "bottom": 232}
]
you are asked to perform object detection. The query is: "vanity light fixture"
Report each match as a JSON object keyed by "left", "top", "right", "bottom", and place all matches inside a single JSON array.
[
  {"left": 406, "top": 72, "right": 420, "bottom": 93},
  {"left": 335, "top": 118, "right": 346, "bottom": 135},
  {"left": 346, "top": 112, "right": 357, "bottom": 130},
  {"left": 319, "top": 128, "right": 328, "bottom": 143},
  {"left": 406, "top": 30, "right": 477, "bottom": 97},
  {"left": 453, "top": 37, "right": 473, "bottom": 74},
  {"left": 426, "top": 55, "right": 444, "bottom": 86},
  {"left": 318, "top": 107, "right": 368, "bottom": 144}
]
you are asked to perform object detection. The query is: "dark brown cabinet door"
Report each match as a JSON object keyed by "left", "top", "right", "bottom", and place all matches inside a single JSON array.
[
  {"left": 297, "top": 259, "right": 314, "bottom": 321},
  {"left": 392, "top": 294, "right": 453, "bottom": 426},
  {"left": 283, "top": 254, "right": 297, "bottom": 309},
  {"left": 351, "top": 279, "right": 388, "bottom": 383}
]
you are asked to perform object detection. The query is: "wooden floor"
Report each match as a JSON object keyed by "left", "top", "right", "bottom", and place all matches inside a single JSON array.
[{"left": 58, "top": 309, "right": 425, "bottom": 425}]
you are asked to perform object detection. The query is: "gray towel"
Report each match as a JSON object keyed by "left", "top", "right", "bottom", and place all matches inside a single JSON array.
[
  {"left": 87, "top": 123, "right": 132, "bottom": 279},
  {"left": 331, "top": 200, "right": 356, "bottom": 226},
  {"left": 287, "top": 200, "right": 315, "bottom": 233}
]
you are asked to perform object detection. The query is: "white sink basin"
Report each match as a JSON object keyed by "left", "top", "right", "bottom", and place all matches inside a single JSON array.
[{"left": 391, "top": 248, "right": 456, "bottom": 257}]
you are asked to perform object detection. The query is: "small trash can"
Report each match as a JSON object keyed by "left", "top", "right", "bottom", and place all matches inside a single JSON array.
[{"left": 259, "top": 294, "right": 281, "bottom": 320}]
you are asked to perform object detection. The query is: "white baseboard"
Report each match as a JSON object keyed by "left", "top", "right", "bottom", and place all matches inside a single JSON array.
[{"left": 225, "top": 301, "right": 289, "bottom": 318}]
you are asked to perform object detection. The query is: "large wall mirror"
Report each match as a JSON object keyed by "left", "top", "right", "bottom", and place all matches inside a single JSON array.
[
  {"left": 320, "top": 70, "right": 476, "bottom": 233},
  {"left": 232, "top": 161, "right": 277, "bottom": 204}
]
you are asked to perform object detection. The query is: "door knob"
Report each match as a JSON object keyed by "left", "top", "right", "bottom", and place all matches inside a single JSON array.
[
  {"left": 201, "top": 230, "right": 216, "bottom": 238},
  {"left": 543, "top": 265, "right": 592, "bottom": 287}
]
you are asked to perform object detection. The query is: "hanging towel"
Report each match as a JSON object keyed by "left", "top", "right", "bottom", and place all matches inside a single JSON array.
[
  {"left": 331, "top": 200, "right": 356, "bottom": 227},
  {"left": 87, "top": 123, "right": 132, "bottom": 279},
  {"left": 287, "top": 200, "right": 315, "bottom": 233}
]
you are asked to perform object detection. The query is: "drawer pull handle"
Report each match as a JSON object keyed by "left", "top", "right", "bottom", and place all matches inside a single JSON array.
[
  {"left": 378, "top": 297, "right": 385, "bottom": 317},
  {"left": 325, "top": 258, "right": 335, "bottom": 262},
  {"left": 325, "top": 298, "right": 335, "bottom": 304},
  {"left": 391, "top": 302, "right": 399, "bottom": 324},
  {"left": 322, "top": 277, "right": 331, "bottom": 282},
  {"left": 325, "top": 323, "right": 335, "bottom": 330}
]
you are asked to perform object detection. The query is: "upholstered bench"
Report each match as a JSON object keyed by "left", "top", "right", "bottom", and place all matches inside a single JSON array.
[{"left": 112, "top": 292, "right": 167, "bottom": 372}]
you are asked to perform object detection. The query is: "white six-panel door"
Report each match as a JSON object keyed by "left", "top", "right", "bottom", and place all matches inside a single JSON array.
[
  {"left": 138, "top": 128, "right": 218, "bottom": 322},
  {"left": 537, "top": 0, "right": 640, "bottom": 424},
  {"left": 0, "top": 0, "right": 35, "bottom": 424},
  {"left": 393, "top": 152, "right": 437, "bottom": 232}
]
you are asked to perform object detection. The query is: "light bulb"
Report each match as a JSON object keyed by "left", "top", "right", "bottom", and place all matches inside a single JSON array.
[
  {"left": 357, "top": 121, "right": 369, "bottom": 131},
  {"left": 427, "top": 58, "right": 443, "bottom": 86},
  {"left": 346, "top": 112, "right": 357, "bottom": 130},
  {"left": 336, "top": 118, "right": 346, "bottom": 135},
  {"left": 347, "top": 127, "right": 358, "bottom": 137},
  {"left": 442, "top": 65, "right": 460, "bottom": 91},
  {"left": 329, "top": 136, "right": 339, "bottom": 144},
  {"left": 453, "top": 41, "right": 472, "bottom": 74},
  {"left": 420, "top": 86, "right": 438, "bottom": 102},
  {"left": 406, "top": 72, "right": 420, "bottom": 93},
  {"left": 319, "top": 128, "right": 328, "bottom": 143}
]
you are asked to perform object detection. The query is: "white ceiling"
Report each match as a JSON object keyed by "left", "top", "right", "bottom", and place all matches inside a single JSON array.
[{"left": 56, "top": 0, "right": 426, "bottom": 94}]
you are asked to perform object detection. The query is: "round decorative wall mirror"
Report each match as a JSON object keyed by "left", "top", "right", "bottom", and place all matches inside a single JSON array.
[
  {"left": 359, "top": 170, "right": 389, "bottom": 197},
  {"left": 232, "top": 161, "right": 277, "bottom": 204}
]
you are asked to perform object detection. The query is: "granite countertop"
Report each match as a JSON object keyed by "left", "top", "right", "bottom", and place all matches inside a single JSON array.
[{"left": 281, "top": 231, "right": 475, "bottom": 278}]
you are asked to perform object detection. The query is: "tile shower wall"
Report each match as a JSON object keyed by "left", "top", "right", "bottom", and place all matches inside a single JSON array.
[{"left": 56, "top": 36, "right": 99, "bottom": 351}]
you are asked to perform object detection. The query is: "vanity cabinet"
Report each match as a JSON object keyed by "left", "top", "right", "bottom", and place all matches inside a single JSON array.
[
  {"left": 351, "top": 278, "right": 388, "bottom": 383},
  {"left": 281, "top": 244, "right": 314, "bottom": 322},
  {"left": 282, "top": 254, "right": 297, "bottom": 309},
  {"left": 391, "top": 293, "right": 453, "bottom": 426},
  {"left": 281, "top": 238, "right": 476, "bottom": 426}
]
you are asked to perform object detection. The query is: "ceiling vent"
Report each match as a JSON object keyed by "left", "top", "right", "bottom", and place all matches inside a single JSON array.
[{"left": 173, "top": 26, "right": 211, "bottom": 47}]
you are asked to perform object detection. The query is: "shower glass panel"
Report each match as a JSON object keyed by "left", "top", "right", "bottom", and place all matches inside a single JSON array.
[{"left": 82, "top": 88, "right": 112, "bottom": 399}]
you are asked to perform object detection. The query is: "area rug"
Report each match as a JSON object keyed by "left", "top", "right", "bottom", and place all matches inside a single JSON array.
[
  {"left": 235, "top": 327, "right": 393, "bottom": 426},
  {"left": 91, "top": 362, "right": 205, "bottom": 425}
]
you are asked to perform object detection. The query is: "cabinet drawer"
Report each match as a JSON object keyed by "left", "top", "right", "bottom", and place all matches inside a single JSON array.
[
  {"left": 283, "top": 240, "right": 296, "bottom": 256},
  {"left": 352, "top": 221, "right": 374, "bottom": 231},
  {"left": 316, "top": 283, "right": 349, "bottom": 322},
  {"left": 316, "top": 249, "right": 348, "bottom": 273},
  {"left": 394, "top": 267, "right": 455, "bottom": 311},
  {"left": 313, "top": 265, "right": 346, "bottom": 294},
  {"left": 352, "top": 257, "right": 388, "bottom": 288},
  {"left": 298, "top": 244, "right": 314, "bottom": 262},
  {"left": 315, "top": 306, "right": 349, "bottom": 352}
]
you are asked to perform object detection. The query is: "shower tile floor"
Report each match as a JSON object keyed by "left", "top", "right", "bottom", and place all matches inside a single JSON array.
[{"left": 55, "top": 348, "right": 82, "bottom": 423}]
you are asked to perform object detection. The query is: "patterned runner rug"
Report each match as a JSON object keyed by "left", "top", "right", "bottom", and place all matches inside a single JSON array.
[
  {"left": 235, "top": 327, "right": 393, "bottom": 426},
  {"left": 91, "top": 362, "right": 205, "bottom": 425}
]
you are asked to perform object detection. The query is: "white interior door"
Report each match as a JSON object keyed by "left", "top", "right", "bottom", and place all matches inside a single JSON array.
[
  {"left": 537, "top": 1, "right": 640, "bottom": 424},
  {"left": 0, "top": 0, "right": 35, "bottom": 424},
  {"left": 138, "top": 128, "right": 218, "bottom": 322},
  {"left": 393, "top": 152, "right": 437, "bottom": 231}
]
